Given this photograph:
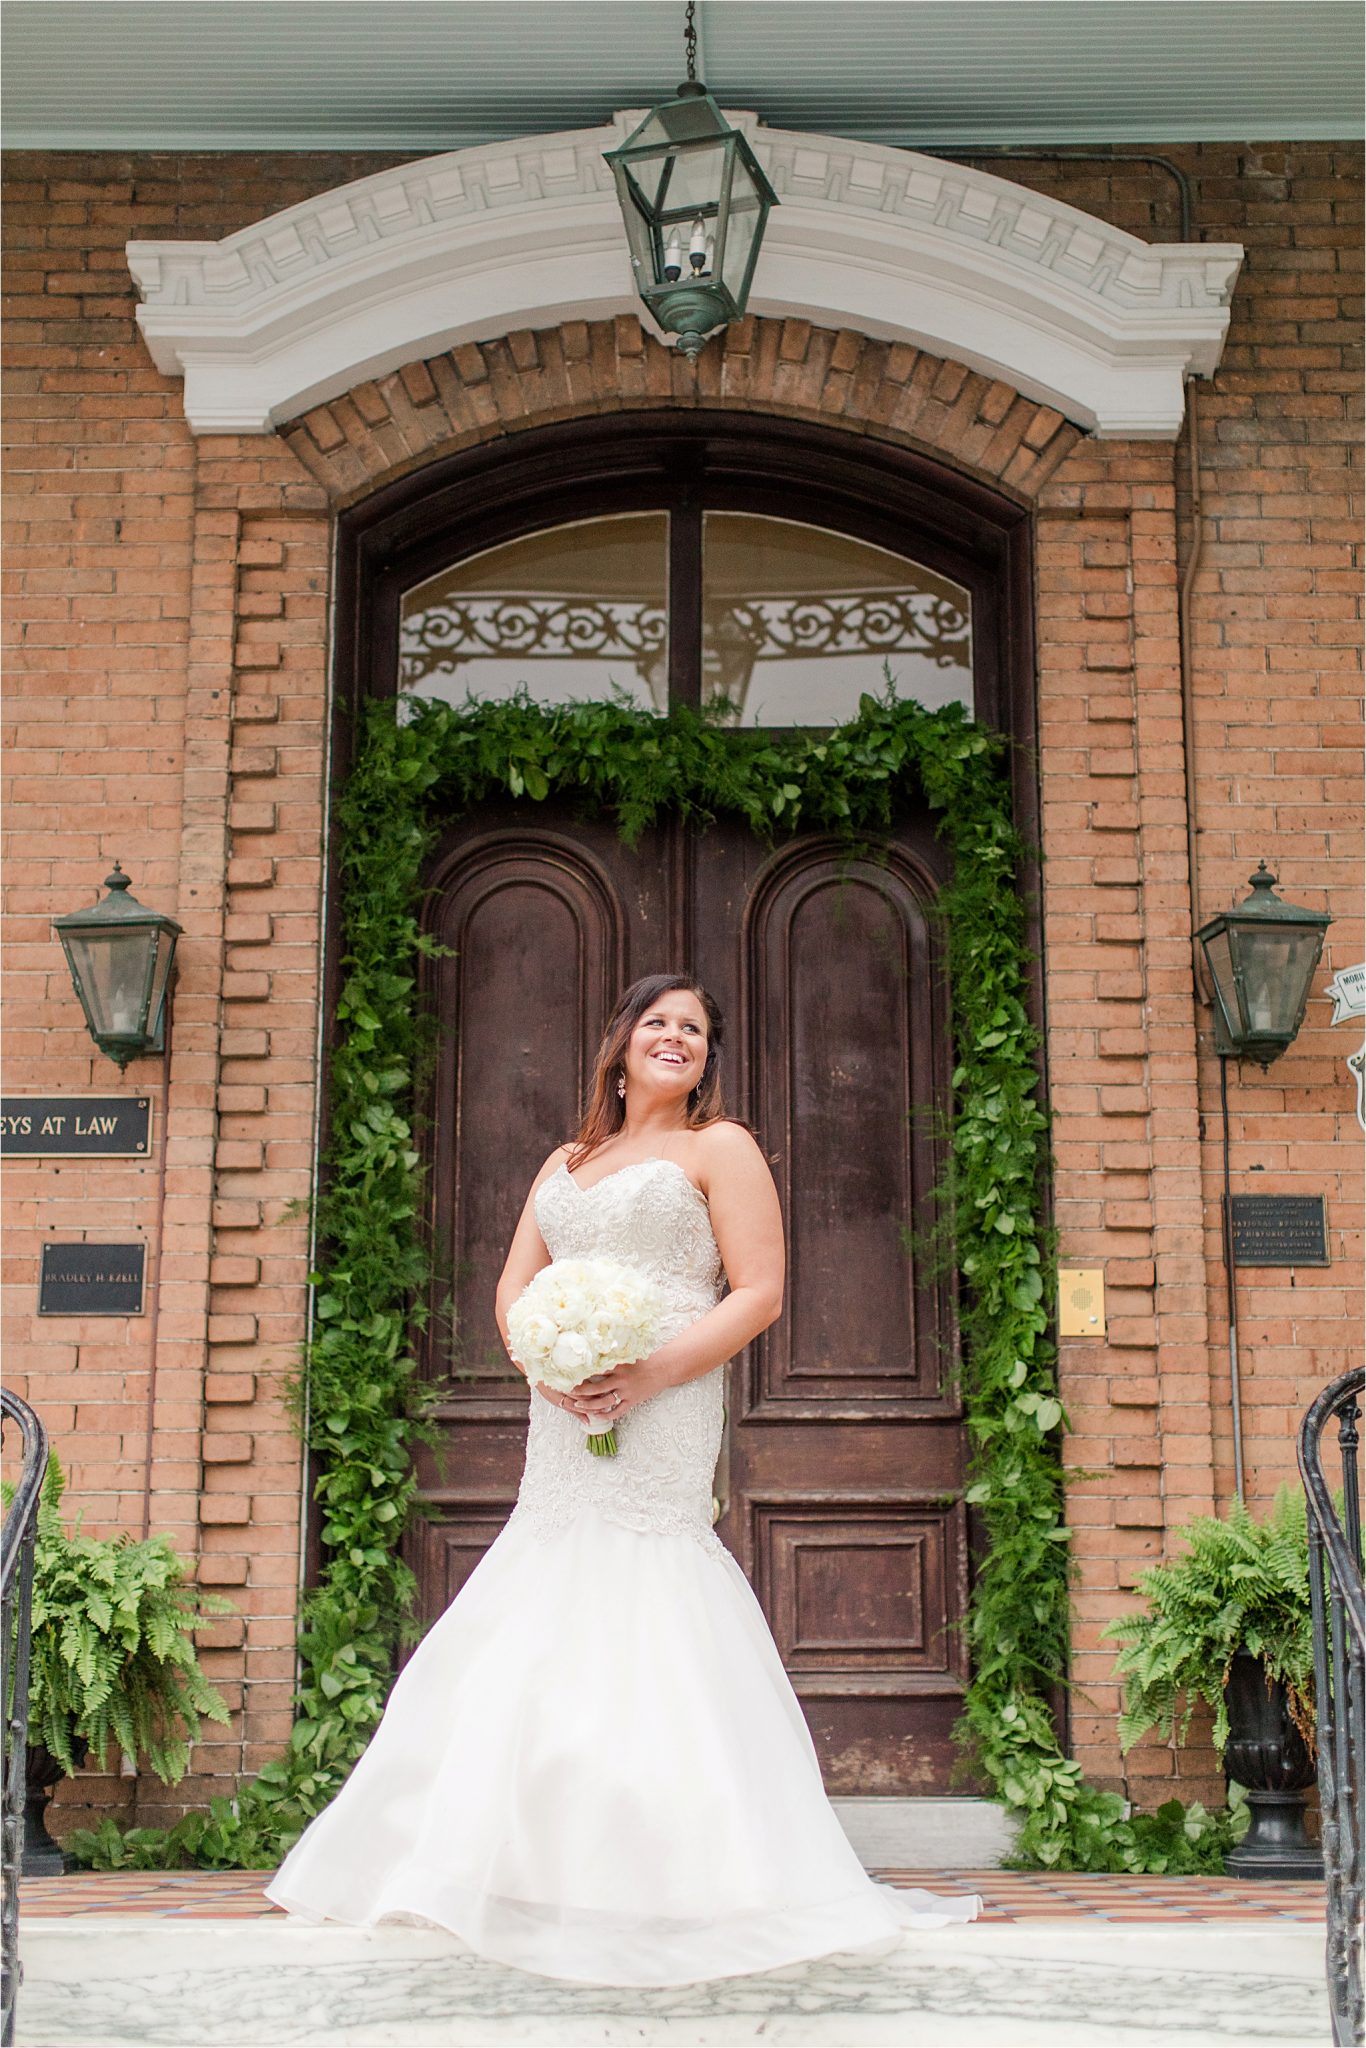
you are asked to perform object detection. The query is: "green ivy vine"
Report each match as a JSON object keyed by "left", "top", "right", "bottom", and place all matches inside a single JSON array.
[{"left": 68, "top": 685, "right": 1242, "bottom": 1876}]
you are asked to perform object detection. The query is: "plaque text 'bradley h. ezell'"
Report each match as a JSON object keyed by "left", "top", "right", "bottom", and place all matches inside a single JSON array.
[{"left": 38, "top": 1242, "right": 147, "bottom": 1316}]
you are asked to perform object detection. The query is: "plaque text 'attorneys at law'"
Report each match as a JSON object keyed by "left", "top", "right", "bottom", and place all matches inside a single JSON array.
[
  {"left": 1, "top": 1096, "right": 151, "bottom": 1157},
  {"left": 39, "top": 1242, "right": 147, "bottom": 1317}
]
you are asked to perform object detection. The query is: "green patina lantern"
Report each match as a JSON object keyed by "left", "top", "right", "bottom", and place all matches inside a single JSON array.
[
  {"left": 605, "top": 9, "right": 778, "bottom": 361},
  {"left": 1195, "top": 863, "right": 1332, "bottom": 1066},
  {"left": 53, "top": 864, "right": 181, "bottom": 1069}
]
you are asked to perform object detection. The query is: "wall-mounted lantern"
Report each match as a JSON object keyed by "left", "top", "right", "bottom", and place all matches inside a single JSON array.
[
  {"left": 53, "top": 865, "right": 181, "bottom": 1069},
  {"left": 604, "top": 3, "right": 778, "bottom": 360},
  {"left": 1195, "top": 863, "right": 1333, "bottom": 1068},
  {"left": 1195, "top": 863, "right": 1333, "bottom": 1508}
]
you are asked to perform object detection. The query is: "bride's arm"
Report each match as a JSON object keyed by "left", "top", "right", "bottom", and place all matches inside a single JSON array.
[
  {"left": 580, "top": 1123, "right": 784, "bottom": 1409},
  {"left": 494, "top": 1148, "right": 569, "bottom": 1381}
]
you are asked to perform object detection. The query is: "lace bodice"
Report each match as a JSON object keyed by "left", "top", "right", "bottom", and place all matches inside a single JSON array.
[{"left": 507, "top": 1159, "right": 728, "bottom": 1555}]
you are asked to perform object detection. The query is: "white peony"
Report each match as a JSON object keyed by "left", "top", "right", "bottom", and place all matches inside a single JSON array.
[
  {"left": 512, "top": 1308, "right": 560, "bottom": 1368},
  {"left": 549, "top": 1330, "right": 593, "bottom": 1379}
]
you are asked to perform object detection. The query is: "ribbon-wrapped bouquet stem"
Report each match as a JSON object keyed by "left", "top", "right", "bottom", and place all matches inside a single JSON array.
[{"left": 507, "top": 1257, "right": 664, "bottom": 1456}]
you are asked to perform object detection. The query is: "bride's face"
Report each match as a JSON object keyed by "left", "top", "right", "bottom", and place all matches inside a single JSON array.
[{"left": 623, "top": 990, "right": 709, "bottom": 1107}]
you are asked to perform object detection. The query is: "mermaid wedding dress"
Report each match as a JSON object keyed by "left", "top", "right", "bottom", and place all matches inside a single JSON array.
[{"left": 265, "top": 1157, "right": 981, "bottom": 1984}]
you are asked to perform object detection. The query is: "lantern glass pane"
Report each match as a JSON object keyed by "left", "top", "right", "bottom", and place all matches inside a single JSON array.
[
  {"left": 719, "top": 180, "right": 763, "bottom": 303},
  {"left": 64, "top": 927, "right": 154, "bottom": 1040},
  {"left": 615, "top": 176, "right": 659, "bottom": 284},
  {"left": 145, "top": 928, "right": 176, "bottom": 1037},
  {"left": 628, "top": 150, "right": 676, "bottom": 218},
  {"left": 655, "top": 145, "right": 724, "bottom": 224},
  {"left": 1235, "top": 926, "right": 1322, "bottom": 1037},
  {"left": 1201, "top": 926, "right": 1240, "bottom": 1036}
]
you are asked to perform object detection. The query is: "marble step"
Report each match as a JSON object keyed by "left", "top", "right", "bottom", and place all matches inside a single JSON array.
[
  {"left": 833, "top": 1797, "right": 1019, "bottom": 1869},
  {"left": 13, "top": 1915, "right": 1330, "bottom": 2048}
]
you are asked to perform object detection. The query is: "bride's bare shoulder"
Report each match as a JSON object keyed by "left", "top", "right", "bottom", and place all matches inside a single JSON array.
[{"left": 691, "top": 1119, "right": 769, "bottom": 1183}]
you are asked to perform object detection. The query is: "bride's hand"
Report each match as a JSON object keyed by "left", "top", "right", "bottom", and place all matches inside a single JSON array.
[
  {"left": 533, "top": 1383, "right": 590, "bottom": 1417},
  {"left": 572, "top": 1355, "right": 666, "bottom": 1422}
]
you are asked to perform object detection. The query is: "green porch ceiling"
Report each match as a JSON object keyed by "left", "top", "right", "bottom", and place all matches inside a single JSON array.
[{"left": 2, "top": 0, "right": 1361, "bottom": 151}]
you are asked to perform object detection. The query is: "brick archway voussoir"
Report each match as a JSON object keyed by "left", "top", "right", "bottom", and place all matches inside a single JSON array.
[{"left": 279, "top": 317, "right": 1083, "bottom": 511}]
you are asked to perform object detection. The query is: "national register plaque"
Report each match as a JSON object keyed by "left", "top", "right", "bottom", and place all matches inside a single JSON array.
[{"left": 1228, "top": 1194, "right": 1330, "bottom": 1268}]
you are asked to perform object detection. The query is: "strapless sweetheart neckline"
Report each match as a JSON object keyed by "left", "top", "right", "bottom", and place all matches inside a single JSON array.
[{"left": 561, "top": 1156, "right": 707, "bottom": 1204}]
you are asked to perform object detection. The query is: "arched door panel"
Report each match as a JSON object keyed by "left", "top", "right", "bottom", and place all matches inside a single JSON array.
[
  {"left": 690, "top": 818, "right": 972, "bottom": 1794},
  {"left": 746, "top": 843, "right": 952, "bottom": 1412}
]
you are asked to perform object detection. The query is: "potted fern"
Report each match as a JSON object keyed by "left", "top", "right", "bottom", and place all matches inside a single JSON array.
[
  {"left": 20, "top": 1459, "right": 232, "bottom": 1873},
  {"left": 1103, "top": 1485, "right": 1319, "bottom": 1878}
]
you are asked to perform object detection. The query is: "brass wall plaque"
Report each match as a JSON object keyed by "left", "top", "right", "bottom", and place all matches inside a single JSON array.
[
  {"left": 2, "top": 1096, "right": 151, "bottom": 1157},
  {"left": 1058, "top": 1268, "right": 1106, "bottom": 1337},
  {"left": 38, "top": 1242, "right": 146, "bottom": 1316},
  {"left": 1229, "top": 1194, "right": 1329, "bottom": 1268}
]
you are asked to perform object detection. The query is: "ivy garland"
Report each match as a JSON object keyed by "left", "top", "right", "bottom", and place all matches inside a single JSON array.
[{"left": 69, "top": 686, "right": 1243, "bottom": 1875}]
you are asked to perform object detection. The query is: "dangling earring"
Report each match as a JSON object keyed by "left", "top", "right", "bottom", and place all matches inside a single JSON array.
[{"left": 616, "top": 1073, "right": 626, "bottom": 1099}]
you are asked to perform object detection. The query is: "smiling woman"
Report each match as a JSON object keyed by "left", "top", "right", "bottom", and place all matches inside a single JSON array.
[{"left": 266, "top": 964, "right": 982, "bottom": 1981}]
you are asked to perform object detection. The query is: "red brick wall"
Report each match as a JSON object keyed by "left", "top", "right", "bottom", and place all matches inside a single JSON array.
[{"left": 3, "top": 143, "right": 1360, "bottom": 1826}]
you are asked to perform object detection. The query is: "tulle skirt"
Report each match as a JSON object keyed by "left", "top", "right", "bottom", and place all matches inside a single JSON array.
[{"left": 265, "top": 1506, "right": 981, "bottom": 1986}]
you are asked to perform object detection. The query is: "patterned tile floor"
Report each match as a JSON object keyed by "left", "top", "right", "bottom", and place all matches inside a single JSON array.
[{"left": 20, "top": 1868, "right": 1328, "bottom": 1922}]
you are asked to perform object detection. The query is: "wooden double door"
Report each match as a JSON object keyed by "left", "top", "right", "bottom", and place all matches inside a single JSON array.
[{"left": 407, "top": 793, "right": 974, "bottom": 1794}]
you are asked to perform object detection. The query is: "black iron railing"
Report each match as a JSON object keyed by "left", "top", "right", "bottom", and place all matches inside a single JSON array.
[
  {"left": 1297, "top": 1365, "right": 1364, "bottom": 2048},
  {"left": 2, "top": 1391, "right": 49, "bottom": 2048}
]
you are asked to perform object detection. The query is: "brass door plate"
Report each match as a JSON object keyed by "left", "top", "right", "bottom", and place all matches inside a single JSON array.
[{"left": 1058, "top": 1268, "right": 1106, "bottom": 1337}]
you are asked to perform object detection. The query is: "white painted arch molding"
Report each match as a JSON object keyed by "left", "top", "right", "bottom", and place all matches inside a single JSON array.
[{"left": 128, "top": 112, "right": 1242, "bottom": 440}]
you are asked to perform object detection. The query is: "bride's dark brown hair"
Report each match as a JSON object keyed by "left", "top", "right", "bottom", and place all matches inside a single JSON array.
[{"left": 566, "top": 974, "right": 726, "bottom": 1171}]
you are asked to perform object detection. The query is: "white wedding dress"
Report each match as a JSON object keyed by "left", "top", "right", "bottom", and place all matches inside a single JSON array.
[{"left": 266, "top": 1157, "right": 981, "bottom": 1985}]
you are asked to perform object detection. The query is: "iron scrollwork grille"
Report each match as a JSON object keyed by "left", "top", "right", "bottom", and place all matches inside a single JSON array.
[
  {"left": 703, "top": 591, "right": 969, "bottom": 719},
  {"left": 1297, "top": 1365, "right": 1364, "bottom": 2048},
  {"left": 2, "top": 1390, "right": 50, "bottom": 2048},
  {"left": 400, "top": 598, "right": 669, "bottom": 696},
  {"left": 399, "top": 589, "right": 971, "bottom": 717}
]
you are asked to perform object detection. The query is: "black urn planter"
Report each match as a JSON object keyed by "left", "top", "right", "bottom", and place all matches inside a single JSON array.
[
  {"left": 23, "top": 1742, "right": 73, "bottom": 1876},
  {"left": 1223, "top": 1650, "right": 1323, "bottom": 1880}
]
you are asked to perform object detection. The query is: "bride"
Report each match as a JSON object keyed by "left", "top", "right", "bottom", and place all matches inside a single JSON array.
[{"left": 266, "top": 974, "right": 981, "bottom": 1984}]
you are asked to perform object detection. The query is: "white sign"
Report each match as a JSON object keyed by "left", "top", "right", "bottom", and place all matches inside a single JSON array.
[
  {"left": 1325, "top": 964, "right": 1366, "bottom": 1025},
  {"left": 1325, "top": 964, "right": 1366, "bottom": 1133}
]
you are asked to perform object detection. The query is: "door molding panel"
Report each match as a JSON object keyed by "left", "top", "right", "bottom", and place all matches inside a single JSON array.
[
  {"left": 742, "top": 1494, "right": 971, "bottom": 1700},
  {"left": 740, "top": 834, "right": 956, "bottom": 1424}
]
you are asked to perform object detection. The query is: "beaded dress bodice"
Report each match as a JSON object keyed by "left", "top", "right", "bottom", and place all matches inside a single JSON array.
[{"left": 507, "top": 1159, "right": 727, "bottom": 1555}]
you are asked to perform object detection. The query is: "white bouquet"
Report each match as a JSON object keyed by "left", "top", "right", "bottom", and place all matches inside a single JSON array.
[{"left": 507, "top": 1257, "right": 664, "bottom": 1457}]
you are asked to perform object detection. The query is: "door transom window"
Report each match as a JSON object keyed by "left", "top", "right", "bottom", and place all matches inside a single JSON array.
[{"left": 400, "top": 509, "right": 973, "bottom": 728}]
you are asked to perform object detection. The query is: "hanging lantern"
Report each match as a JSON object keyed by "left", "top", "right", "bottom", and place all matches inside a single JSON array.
[
  {"left": 1195, "top": 863, "right": 1332, "bottom": 1067},
  {"left": 605, "top": 7, "right": 777, "bottom": 360},
  {"left": 53, "top": 864, "right": 181, "bottom": 1069}
]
